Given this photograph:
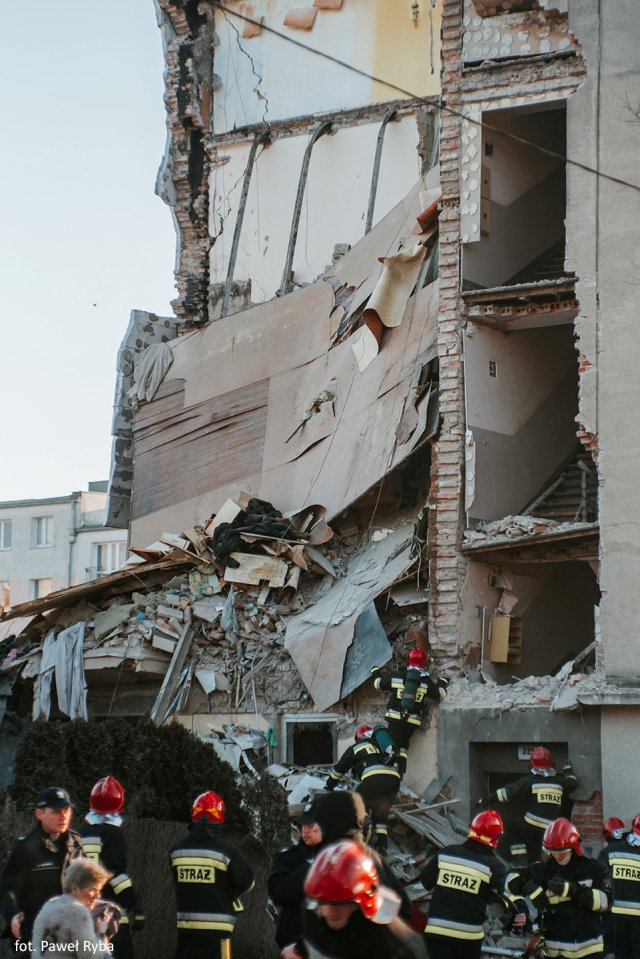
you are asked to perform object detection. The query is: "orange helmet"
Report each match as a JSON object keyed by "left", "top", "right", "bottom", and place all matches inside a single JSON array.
[
  {"left": 305, "top": 840, "right": 399, "bottom": 924},
  {"left": 468, "top": 810, "right": 504, "bottom": 848},
  {"left": 543, "top": 818, "right": 582, "bottom": 855},
  {"left": 603, "top": 817, "right": 625, "bottom": 839},
  {"left": 90, "top": 777, "right": 124, "bottom": 815},
  {"left": 192, "top": 791, "right": 225, "bottom": 823},
  {"left": 632, "top": 814, "right": 640, "bottom": 836},
  {"left": 408, "top": 648, "right": 428, "bottom": 669},
  {"left": 355, "top": 725, "right": 372, "bottom": 741},
  {"left": 530, "top": 747, "right": 553, "bottom": 770}
]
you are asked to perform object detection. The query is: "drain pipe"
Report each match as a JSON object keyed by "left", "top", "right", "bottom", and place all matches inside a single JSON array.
[
  {"left": 221, "top": 130, "right": 270, "bottom": 317},
  {"left": 279, "top": 120, "right": 333, "bottom": 296}
]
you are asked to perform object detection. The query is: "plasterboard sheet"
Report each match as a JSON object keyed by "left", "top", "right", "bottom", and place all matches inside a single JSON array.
[{"left": 284, "top": 522, "right": 414, "bottom": 710}]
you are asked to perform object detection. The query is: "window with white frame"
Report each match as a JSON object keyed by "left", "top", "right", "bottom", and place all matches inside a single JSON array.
[
  {"left": 95, "top": 541, "right": 127, "bottom": 575},
  {"left": 0, "top": 582, "right": 10, "bottom": 610},
  {"left": 30, "top": 578, "right": 52, "bottom": 600},
  {"left": 32, "top": 516, "right": 53, "bottom": 547},
  {"left": 0, "top": 520, "right": 11, "bottom": 550}
]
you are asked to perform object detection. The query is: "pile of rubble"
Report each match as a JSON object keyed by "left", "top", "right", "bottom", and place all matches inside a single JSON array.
[{"left": 463, "top": 514, "right": 596, "bottom": 545}]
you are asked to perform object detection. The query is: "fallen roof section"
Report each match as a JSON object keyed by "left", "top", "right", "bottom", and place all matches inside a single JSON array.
[{"left": 462, "top": 519, "right": 598, "bottom": 564}]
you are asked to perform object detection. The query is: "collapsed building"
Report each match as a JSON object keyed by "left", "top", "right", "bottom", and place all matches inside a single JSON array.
[{"left": 2, "top": 0, "right": 640, "bottom": 850}]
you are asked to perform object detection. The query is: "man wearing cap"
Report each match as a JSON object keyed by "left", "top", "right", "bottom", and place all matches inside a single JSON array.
[
  {"left": 268, "top": 796, "right": 324, "bottom": 951},
  {"left": 0, "top": 786, "right": 83, "bottom": 943}
]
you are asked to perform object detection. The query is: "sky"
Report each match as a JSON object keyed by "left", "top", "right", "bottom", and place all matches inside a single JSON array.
[{"left": 0, "top": 1, "right": 177, "bottom": 502}]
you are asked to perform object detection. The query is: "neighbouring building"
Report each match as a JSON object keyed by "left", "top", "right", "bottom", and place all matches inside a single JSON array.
[
  {"left": 2, "top": 0, "right": 640, "bottom": 846},
  {"left": 0, "top": 482, "right": 127, "bottom": 608}
]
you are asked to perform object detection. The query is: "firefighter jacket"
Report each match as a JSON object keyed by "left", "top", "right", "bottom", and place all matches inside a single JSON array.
[
  {"left": 420, "top": 838, "right": 507, "bottom": 941},
  {"left": 0, "top": 823, "right": 83, "bottom": 940},
  {"left": 268, "top": 839, "right": 316, "bottom": 947},
  {"left": 606, "top": 833, "right": 640, "bottom": 920},
  {"left": 487, "top": 768, "right": 578, "bottom": 831},
  {"left": 299, "top": 904, "right": 427, "bottom": 959},
  {"left": 505, "top": 851, "right": 611, "bottom": 959},
  {"left": 325, "top": 740, "right": 401, "bottom": 793},
  {"left": 170, "top": 821, "right": 254, "bottom": 940},
  {"left": 373, "top": 667, "right": 449, "bottom": 728},
  {"left": 79, "top": 818, "right": 142, "bottom": 925}
]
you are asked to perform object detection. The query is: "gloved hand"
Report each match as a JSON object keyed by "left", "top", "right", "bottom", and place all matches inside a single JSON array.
[{"left": 547, "top": 876, "right": 578, "bottom": 898}]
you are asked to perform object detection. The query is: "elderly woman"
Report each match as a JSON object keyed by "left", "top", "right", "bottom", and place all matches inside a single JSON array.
[{"left": 32, "top": 858, "right": 118, "bottom": 958}]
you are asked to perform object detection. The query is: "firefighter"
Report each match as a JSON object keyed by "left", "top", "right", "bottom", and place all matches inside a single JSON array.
[
  {"left": 506, "top": 817, "right": 611, "bottom": 959},
  {"left": 371, "top": 647, "right": 449, "bottom": 776},
  {"left": 324, "top": 725, "right": 401, "bottom": 853},
  {"left": 598, "top": 817, "right": 625, "bottom": 959},
  {"left": 79, "top": 776, "right": 143, "bottom": 959},
  {"left": 604, "top": 812, "right": 640, "bottom": 959},
  {"left": 284, "top": 838, "right": 427, "bottom": 959},
  {"left": 170, "top": 790, "right": 254, "bottom": 959},
  {"left": 476, "top": 746, "right": 578, "bottom": 864},
  {"left": 0, "top": 786, "right": 83, "bottom": 943},
  {"left": 420, "top": 809, "right": 518, "bottom": 959}
]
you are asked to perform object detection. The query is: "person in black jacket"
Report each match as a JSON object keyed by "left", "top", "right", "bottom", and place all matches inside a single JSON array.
[
  {"left": 282, "top": 839, "right": 426, "bottom": 959},
  {"left": 325, "top": 726, "right": 401, "bottom": 852},
  {"left": 476, "top": 746, "right": 578, "bottom": 864},
  {"left": 598, "top": 816, "right": 625, "bottom": 959},
  {"left": 80, "top": 776, "right": 143, "bottom": 959},
  {"left": 0, "top": 786, "right": 83, "bottom": 944},
  {"left": 371, "top": 647, "right": 449, "bottom": 776},
  {"left": 268, "top": 796, "right": 324, "bottom": 950},
  {"left": 170, "top": 790, "right": 254, "bottom": 959},
  {"left": 603, "top": 813, "right": 640, "bottom": 959},
  {"left": 505, "top": 817, "right": 611, "bottom": 959},
  {"left": 420, "top": 809, "right": 517, "bottom": 959}
]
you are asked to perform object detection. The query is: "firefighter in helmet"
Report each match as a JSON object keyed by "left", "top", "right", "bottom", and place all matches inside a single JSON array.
[
  {"left": 371, "top": 646, "right": 449, "bottom": 777},
  {"left": 79, "top": 776, "right": 143, "bottom": 959},
  {"left": 420, "top": 810, "right": 520, "bottom": 959},
  {"left": 603, "top": 813, "right": 640, "bottom": 959},
  {"left": 598, "top": 816, "right": 625, "bottom": 959},
  {"left": 170, "top": 791, "right": 254, "bottom": 959},
  {"left": 476, "top": 746, "right": 578, "bottom": 864},
  {"left": 324, "top": 725, "right": 401, "bottom": 853},
  {"left": 506, "top": 817, "right": 611, "bottom": 959},
  {"left": 288, "top": 838, "right": 426, "bottom": 959}
]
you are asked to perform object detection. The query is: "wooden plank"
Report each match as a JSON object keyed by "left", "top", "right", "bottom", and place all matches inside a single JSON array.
[
  {"left": 150, "top": 617, "right": 194, "bottom": 724},
  {"left": 223, "top": 553, "right": 288, "bottom": 588}
]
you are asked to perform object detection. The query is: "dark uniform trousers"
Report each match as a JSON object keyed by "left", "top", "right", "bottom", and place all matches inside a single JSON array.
[
  {"left": 80, "top": 820, "right": 142, "bottom": 959},
  {"left": 606, "top": 836, "right": 640, "bottom": 959},
  {"left": 420, "top": 838, "right": 507, "bottom": 959},
  {"left": 0, "top": 823, "right": 83, "bottom": 943},
  {"left": 506, "top": 851, "right": 611, "bottom": 959},
  {"left": 171, "top": 822, "right": 254, "bottom": 959},
  {"left": 326, "top": 740, "right": 401, "bottom": 852}
]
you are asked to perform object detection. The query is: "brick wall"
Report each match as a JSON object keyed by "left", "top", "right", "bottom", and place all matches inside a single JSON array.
[
  {"left": 572, "top": 789, "right": 604, "bottom": 845},
  {"left": 428, "top": 0, "right": 467, "bottom": 654}
]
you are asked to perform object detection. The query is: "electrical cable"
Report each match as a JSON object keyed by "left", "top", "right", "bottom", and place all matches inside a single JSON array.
[{"left": 212, "top": 1, "right": 640, "bottom": 195}]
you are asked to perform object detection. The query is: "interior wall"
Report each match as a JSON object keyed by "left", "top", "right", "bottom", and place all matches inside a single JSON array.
[
  {"left": 463, "top": 106, "right": 566, "bottom": 288},
  {"left": 465, "top": 324, "right": 578, "bottom": 522}
]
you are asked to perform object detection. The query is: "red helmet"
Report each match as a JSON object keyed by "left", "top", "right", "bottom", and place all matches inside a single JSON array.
[
  {"left": 468, "top": 810, "right": 504, "bottom": 848},
  {"left": 632, "top": 814, "right": 640, "bottom": 836},
  {"left": 90, "top": 777, "right": 124, "bottom": 815},
  {"left": 192, "top": 791, "right": 225, "bottom": 823},
  {"left": 408, "top": 648, "right": 428, "bottom": 669},
  {"left": 543, "top": 818, "right": 582, "bottom": 855},
  {"left": 530, "top": 746, "right": 553, "bottom": 770},
  {"left": 355, "top": 725, "right": 372, "bottom": 741},
  {"left": 305, "top": 840, "right": 399, "bottom": 923},
  {"left": 603, "top": 817, "right": 625, "bottom": 839}
]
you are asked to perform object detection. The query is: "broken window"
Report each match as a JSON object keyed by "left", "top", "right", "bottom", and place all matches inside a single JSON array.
[
  {"left": 463, "top": 104, "right": 567, "bottom": 291},
  {"left": 282, "top": 715, "right": 338, "bottom": 766}
]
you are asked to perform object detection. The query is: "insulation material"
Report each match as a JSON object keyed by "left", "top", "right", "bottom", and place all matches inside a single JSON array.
[
  {"left": 283, "top": 7, "right": 318, "bottom": 29},
  {"left": 285, "top": 522, "right": 415, "bottom": 710},
  {"left": 340, "top": 603, "right": 391, "bottom": 699},
  {"left": 240, "top": 5, "right": 262, "bottom": 37},
  {"left": 363, "top": 244, "right": 427, "bottom": 330},
  {"left": 127, "top": 342, "right": 174, "bottom": 405}
]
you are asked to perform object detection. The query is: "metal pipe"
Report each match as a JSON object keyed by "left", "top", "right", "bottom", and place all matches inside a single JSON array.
[
  {"left": 365, "top": 108, "right": 398, "bottom": 234},
  {"left": 279, "top": 120, "right": 333, "bottom": 296},
  {"left": 221, "top": 130, "right": 270, "bottom": 317}
]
